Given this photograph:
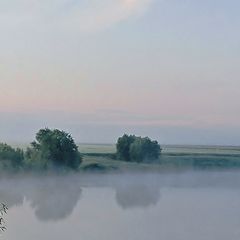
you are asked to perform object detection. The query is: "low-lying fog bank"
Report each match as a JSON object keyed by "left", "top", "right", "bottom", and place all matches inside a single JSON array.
[
  {"left": 1, "top": 171, "right": 240, "bottom": 218},
  {"left": 1, "top": 171, "right": 240, "bottom": 240}
]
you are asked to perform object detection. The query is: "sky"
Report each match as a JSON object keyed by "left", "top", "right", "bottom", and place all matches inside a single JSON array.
[{"left": 0, "top": 0, "right": 240, "bottom": 145}]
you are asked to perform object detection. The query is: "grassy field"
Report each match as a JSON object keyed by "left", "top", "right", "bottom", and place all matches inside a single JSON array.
[
  {"left": 7, "top": 143, "right": 240, "bottom": 172},
  {"left": 78, "top": 144, "right": 240, "bottom": 172},
  {"left": 78, "top": 144, "right": 116, "bottom": 154},
  {"left": 78, "top": 144, "right": 240, "bottom": 155}
]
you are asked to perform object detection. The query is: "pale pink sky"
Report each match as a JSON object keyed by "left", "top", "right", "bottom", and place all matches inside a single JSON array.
[{"left": 1, "top": 0, "right": 240, "bottom": 144}]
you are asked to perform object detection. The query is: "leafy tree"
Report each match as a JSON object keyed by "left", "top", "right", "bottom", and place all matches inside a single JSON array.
[
  {"left": 129, "top": 137, "right": 161, "bottom": 162},
  {"left": 116, "top": 134, "right": 161, "bottom": 162},
  {"left": 0, "top": 143, "right": 24, "bottom": 169},
  {"left": 116, "top": 134, "right": 136, "bottom": 161},
  {"left": 25, "top": 128, "right": 82, "bottom": 170}
]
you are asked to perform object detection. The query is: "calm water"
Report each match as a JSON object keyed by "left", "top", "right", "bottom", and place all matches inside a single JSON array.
[{"left": 1, "top": 171, "right": 240, "bottom": 240}]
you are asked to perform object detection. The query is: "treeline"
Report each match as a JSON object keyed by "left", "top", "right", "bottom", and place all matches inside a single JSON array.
[
  {"left": 0, "top": 129, "right": 161, "bottom": 172},
  {"left": 0, "top": 129, "right": 82, "bottom": 171}
]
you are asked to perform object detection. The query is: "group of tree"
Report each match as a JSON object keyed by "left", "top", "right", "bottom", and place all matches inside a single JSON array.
[
  {"left": 116, "top": 134, "right": 161, "bottom": 162},
  {"left": 0, "top": 129, "right": 161, "bottom": 171},
  {"left": 25, "top": 128, "right": 82, "bottom": 170},
  {"left": 0, "top": 128, "right": 82, "bottom": 171}
]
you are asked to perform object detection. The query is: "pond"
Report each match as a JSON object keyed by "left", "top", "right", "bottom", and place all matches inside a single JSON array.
[{"left": 1, "top": 171, "right": 240, "bottom": 240}]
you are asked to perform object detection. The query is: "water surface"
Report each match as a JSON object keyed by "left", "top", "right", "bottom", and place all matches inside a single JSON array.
[{"left": 1, "top": 171, "right": 240, "bottom": 240}]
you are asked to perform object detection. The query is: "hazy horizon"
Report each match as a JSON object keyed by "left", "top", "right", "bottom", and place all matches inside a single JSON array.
[
  {"left": 1, "top": 0, "right": 240, "bottom": 145},
  {"left": 1, "top": 110, "right": 240, "bottom": 146}
]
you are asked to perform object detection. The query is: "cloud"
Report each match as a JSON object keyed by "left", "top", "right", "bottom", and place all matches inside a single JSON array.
[{"left": 0, "top": 0, "right": 153, "bottom": 32}]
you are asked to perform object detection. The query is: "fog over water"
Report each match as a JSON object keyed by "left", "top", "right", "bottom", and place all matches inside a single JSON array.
[{"left": 1, "top": 171, "right": 240, "bottom": 240}]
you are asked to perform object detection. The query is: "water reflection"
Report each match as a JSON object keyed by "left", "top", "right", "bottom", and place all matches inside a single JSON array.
[
  {"left": 0, "top": 175, "right": 82, "bottom": 222},
  {"left": 27, "top": 177, "right": 82, "bottom": 221},
  {"left": 1, "top": 172, "right": 240, "bottom": 240},
  {"left": 1, "top": 171, "right": 240, "bottom": 223},
  {"left": 115, "top": 184, "right": 160, "bottom": 209},
  {"left": 0, "top": 174, "right": 162, "bottom": 221},
  {"left": 0, "top": 188, "right": 24, "bottom": 208}
]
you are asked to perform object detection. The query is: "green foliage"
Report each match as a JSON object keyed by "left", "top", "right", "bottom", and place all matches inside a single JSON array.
[
  {"left": 24, "top": 147, "right": 49, "bottom": 170},
  {"left": 25, "top": 128, "right": 82, "bottom": 170},
  {"left": 130, "top": 137, "right": 161, "bottom": 162},
  {"left": 116, "top": 134, "right": 161, "bottom": 162},
  {"left": 0, "top": 143, "right": 24, "bottom": 169},
  {"left": 116, "top": 134, "right": 136, "bottom": 161}
]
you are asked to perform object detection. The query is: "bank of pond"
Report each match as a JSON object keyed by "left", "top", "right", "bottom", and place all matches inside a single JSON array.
[
  {"left": 0, "top": 144, "right": 240, "bottom": 173},
  {"left": 0, "top": 128, "right": 240, "bottom": 173}
]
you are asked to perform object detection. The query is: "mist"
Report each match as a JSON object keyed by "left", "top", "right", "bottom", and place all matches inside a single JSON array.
[
  {"left": 1, "top": 171, "right": 240, "bottom": 240},
  {"left": 0, "top": 172, "right": 228, "bottom": 217}
]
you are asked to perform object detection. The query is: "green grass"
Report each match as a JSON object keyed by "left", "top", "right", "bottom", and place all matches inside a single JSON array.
[
  {"left": 80, "top": 155, "right": 165, "bottom": 172},
  {"left": 79, "top": 144, "right": 240, "bottom": 172},
  {"left": 78, "top": 144, "right": 116, "bottom": 154},
  {"left": 7, "top": 143, "right": 240, "bottom": 172}
]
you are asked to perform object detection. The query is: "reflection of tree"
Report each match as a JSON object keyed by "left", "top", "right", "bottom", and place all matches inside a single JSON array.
[
  {"left": 115, "top": 184, "right": 160, "bottom": 209},
  {"left": 0, "top": 189, "right": 24, "bottom": 208},
  {"left": 28, "top": 177, "right": 82, "bottom": 221},
  {"left": 0, "top": 176, "right": 82, "bottom": 222}
]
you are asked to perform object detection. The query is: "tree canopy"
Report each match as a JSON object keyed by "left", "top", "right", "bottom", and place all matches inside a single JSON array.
[
  {"left": 116, "top": 134, "right": 136, "bottom": 161},
  {"left": 0, "top": 143, "right": 24, "bottom": 169},
  {"left": 25, "top": 128, "right": 82, "bottom": 170},
  {"left": 116, "top": 134, "right": 161, "bottom": 162}
]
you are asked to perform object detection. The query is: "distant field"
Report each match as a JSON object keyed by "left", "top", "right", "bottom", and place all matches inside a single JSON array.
[
  {"left": 78, "top": 144, "right": 116, "bottom": 154},
  {"left": 10, "top": 143, "right": 240, "bottom": 155},
  {"left": 78, "top": 144, "right": 240, "bottom": 155},
  {"left": 78, "top": 144, "right": 240, "bottom": 172},
  {"left": 7, "top": 143, "right": 240, "bottom": 172},
  {"left": 161, "top": 145, "right": 240, "bottom": 155}
]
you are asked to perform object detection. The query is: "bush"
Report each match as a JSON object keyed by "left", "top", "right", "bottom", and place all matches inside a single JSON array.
[
  {"left": 82, "top": 163, "right": 107, "bottom": 172},
  {"left": 25, "top": 128, "right": 82, "bottom": 170},
  {"left": 0, "top": 143, "right": 24, "bottom": 169},
  {"left": 116, "top": 134, "right": 161, "bottom": 162}
]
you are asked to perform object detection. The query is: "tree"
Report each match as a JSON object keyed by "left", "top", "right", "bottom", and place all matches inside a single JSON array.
[
  {"left": 129, "top": 137, "right": 161, "bottom": 162},
  {"left": 116, "top": 134, "right": 136, "bottom": 161},
  {"left": 0, "top": 143, "right": 24, "bottom": 169},
  {"left": 25, "top": 128, "right": 82, "bottom": 170},
  {"left": 116, "top": 134, "right": 161, "bottom": 162}
]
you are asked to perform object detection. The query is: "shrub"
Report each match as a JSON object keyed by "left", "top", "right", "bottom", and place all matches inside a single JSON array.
[{"left": 116, "top": 135, "right": 161, "bottom": 162}]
